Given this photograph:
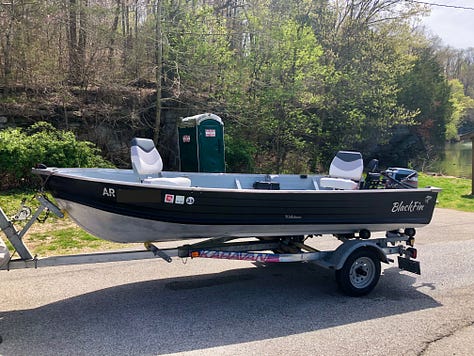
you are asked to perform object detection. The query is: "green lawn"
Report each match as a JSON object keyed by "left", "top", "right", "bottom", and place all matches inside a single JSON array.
[
  {"left": 418, "top": 174, "right": 474, "bottom": 212},
  {"left": 0, "top": 189, "right": 130, "bottom": 256}
]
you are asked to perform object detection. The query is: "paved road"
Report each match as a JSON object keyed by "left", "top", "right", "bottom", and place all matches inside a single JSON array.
[{"left": 1, "top": 208, "right": 473, "bottom": 355}]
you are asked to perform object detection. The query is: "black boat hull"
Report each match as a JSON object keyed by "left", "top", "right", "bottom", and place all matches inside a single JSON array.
[{"left": 34, "top": 168, "right": 440, "bottom": 243}]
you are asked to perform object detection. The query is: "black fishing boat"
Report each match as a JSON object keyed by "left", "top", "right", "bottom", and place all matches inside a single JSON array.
[{"left": 32, "top": 138, "right": 440, "bottom": 244}]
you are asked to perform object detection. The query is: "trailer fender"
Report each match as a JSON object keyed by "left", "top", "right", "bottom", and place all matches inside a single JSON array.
[{"left": 320, "top": 240, "right": 389, "bottom": 271}]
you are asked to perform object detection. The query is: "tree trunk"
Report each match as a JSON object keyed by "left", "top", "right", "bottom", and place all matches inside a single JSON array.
[
  {"left": 153, "top": 0, "right": 162, "bottom": 144},
  {"left": 134, "top": 0, "right": 139, "bottom": 78},
  {"left": 78, "top": 0, "right": 88, "bottom": 84},
  {"left": 68, "top": 0, "right": 78, "bottom": 84},
  {"left": 2, "top": 27, "right": 12, "bottom": 92},
  {"left": 108, "top": 0, "right": 121, "bottom": 63}
]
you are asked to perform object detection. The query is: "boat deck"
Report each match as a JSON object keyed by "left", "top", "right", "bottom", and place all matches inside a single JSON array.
[{"left": 42, "top": 168, "right": 325, "bottom": 191}]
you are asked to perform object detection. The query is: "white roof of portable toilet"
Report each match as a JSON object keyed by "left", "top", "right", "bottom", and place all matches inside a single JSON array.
[{"left": 180, "top": 113, "right": 223, "bottom": 127}]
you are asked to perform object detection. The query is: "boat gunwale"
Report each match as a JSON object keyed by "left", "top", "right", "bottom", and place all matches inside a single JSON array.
[{"left": 34, "top": 167, "right": 441, "bottom": 195}]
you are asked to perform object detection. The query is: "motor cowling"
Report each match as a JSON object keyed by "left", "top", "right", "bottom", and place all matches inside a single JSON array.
[{"left": 384, "top": 167, "right": 418, "bottom": 189}]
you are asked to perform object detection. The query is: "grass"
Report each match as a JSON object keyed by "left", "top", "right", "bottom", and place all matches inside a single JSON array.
[
  {"left": 418, "top": 173, "right": 474, "bottom": 212},
  {"left": 0, "top": 189, "right": 130, "bottom": 257},
  {"left": 1, "top": 174, "right": 473, "bottom": 257},
  {"left": 26, "top": 227, "right": 130, "bottom": 256}
]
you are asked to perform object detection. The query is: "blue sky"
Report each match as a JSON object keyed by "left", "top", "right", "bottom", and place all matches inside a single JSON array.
[{"left": 420, "top": 0, "right": 474, "bottom": 49}]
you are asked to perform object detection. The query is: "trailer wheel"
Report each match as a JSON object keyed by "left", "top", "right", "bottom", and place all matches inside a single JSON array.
[{"left": 335, "top": 248, "right": 381, "bottom": 296}]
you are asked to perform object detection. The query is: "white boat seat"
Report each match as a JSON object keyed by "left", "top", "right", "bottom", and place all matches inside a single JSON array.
[
  {"left": 320, "top": 151, "right": 363, "bottom": 190},
  {"left": 320, "top": 177, "right": 359, "bottom": 190},
  {"left": 131, "top": 137, "right": 191, "bottom": 187},
  {"left": 142, "top": 177, "right": 191, "bottom": 186}
]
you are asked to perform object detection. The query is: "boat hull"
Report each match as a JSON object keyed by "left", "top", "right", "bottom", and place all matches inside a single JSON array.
[{"left": 35, "top": 168, "right": 440, "bottom": 243}]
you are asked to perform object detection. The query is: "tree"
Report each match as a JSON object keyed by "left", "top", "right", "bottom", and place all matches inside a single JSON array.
[
  {"left": 304, "top": 0, "right": 427, "bottom": 166},
  {"left": 221, "top": 5, "right": 327, "bottom": 172},
  {"left": 447, "top": 79, "right": 474, "bottom": 139},
  {"left": 397, "top": 46, "right": 453, "bottom": 166},
  {"left": 0, "top": 0, "right": 464, "bottom": 174},
  {"left": 67, "top": 0, "right": 89, "bottom": 85},
  {"left": 154, "top": 0, "right": 162, "bottom": 144}
]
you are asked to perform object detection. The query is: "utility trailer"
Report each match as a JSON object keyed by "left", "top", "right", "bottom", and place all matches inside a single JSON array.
[{"left": 1, "top": 194, "right": 421, "bottom": 297}]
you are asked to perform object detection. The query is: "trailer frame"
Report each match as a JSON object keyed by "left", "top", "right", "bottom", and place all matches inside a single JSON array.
[{"left": 1, "top": 194, "right": 420, "bottom": 296}]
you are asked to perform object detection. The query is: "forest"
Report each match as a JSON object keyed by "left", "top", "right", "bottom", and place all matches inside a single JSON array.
[{"left": 1, "top": 0, "right": 474, "bottom": 175}]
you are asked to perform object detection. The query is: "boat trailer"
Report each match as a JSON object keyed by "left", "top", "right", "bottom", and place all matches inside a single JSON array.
[{"left": 1, "top": 194, "right": 420, "bottom": 297}]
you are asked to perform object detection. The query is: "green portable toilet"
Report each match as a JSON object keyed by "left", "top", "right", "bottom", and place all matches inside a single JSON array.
[{"left": 178, "top": 113, "right": 225, "bottom": 172}]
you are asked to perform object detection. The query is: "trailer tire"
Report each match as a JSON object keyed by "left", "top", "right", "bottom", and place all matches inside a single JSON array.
[{"left": 335, "top": 248, "right": 381, "bottom": 297}]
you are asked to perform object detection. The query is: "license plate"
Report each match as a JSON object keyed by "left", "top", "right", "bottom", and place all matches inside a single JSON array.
[{"left": 398, "top": 256, "right": 421, "bottom": 275}]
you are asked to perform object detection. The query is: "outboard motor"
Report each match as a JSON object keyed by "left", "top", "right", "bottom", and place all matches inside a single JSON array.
[{"left": 384, "top": 167, "right": 418, "bottom": 189}]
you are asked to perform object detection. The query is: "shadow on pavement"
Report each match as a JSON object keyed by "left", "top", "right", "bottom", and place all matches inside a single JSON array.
[{"left": 0, "top": 263, "right": 440, "bottom": 355}]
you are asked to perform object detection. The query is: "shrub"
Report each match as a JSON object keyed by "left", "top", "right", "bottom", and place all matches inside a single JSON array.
[
  {"left": 0, "top": 122, "right": 113, "bottom": 189},
  {"left": 224, "top": 134, "right": 256, "bottom": 173}
]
